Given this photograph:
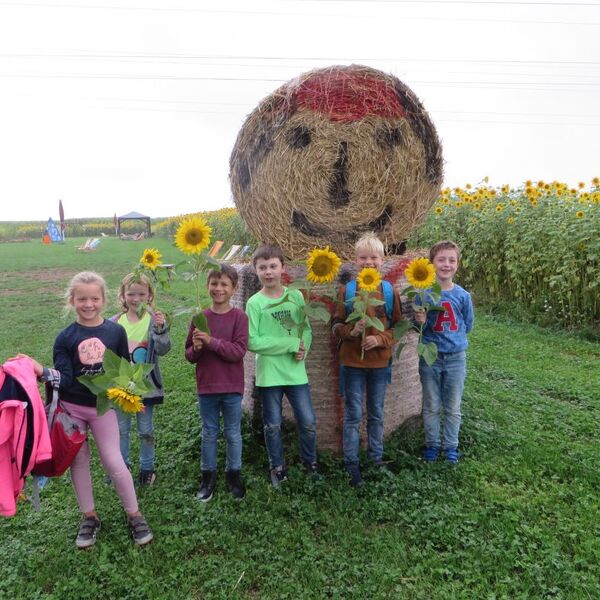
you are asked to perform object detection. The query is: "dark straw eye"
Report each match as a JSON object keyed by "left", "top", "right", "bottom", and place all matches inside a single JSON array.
[
  {"left": 286, "top": 125, "right": 312, "bottom": 149},
  {"left": 376, "top": 126, "right": 404, "bottom": 149}
]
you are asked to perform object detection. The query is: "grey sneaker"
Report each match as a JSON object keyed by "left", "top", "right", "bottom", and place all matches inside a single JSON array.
[
  {"left": 75, "top": 516, "right": 101, "bottom": 549},
  {"left": 269, "top": 466, "right": 288, "bottom": 488},
  {"left": 128, "top": 516, "right": 153, "bottom": 546}
]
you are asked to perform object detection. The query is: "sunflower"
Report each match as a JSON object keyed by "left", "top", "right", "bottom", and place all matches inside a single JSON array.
[
  {"left": 107, "top": 387, "right": 144, "bottom": 414},
  {"left": 306, "top": 246, "right": 341, "bottom": 284},
  {"left": 405, "top": 257, "right": 436, "bottom": 290},
  {"left": 592, "top": 177, "right": 600, "bottom": 187},
  {"left": 356, "top": 267, "right": 382, "bottom": 293},
  {"left": 576, "top": 210, "right": 584, "bottom": 219},
  {"left": 435, "top": 206, "right": 443, "bottom": 215},
  {"left": 175, "top": 217, "right": 212, "bottom": 255},
  {"left": 139, "top": 248, "right": 162, "bottom": 270}
]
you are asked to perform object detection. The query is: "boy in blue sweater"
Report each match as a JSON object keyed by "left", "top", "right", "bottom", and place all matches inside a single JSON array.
[{"left": 414, "top": 240, "right": 474, "bottom": 464}]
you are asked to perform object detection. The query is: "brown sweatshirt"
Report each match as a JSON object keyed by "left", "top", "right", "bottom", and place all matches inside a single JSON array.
[{"left": 331, "top": 282, "right": 403, "bottom": 369}]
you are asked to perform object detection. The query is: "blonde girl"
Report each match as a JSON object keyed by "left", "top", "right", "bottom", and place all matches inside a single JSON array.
[
  {"left": 26, "top": 271, "right": 153, "bottom": 548},
  {"left": 111, "top": 273, "right": 171, "bottom": 485}
]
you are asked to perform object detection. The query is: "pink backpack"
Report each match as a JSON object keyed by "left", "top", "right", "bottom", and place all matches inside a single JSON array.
[{"left": 0, "top": 357, "right": 52, "bottom": 517}]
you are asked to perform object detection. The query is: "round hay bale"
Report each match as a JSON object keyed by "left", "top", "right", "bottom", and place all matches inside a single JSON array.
[
  {"left": 229, "top": 64, "right": 443, "bottom": 260},
  {"left": 231, "top": 255, "right": 425, "bottom": 454}
]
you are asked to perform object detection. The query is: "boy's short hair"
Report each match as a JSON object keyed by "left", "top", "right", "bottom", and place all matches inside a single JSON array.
[
  {"left": 207, "top": 263, "right": 239, "bottom": 287},
  {"left": 355, "top": 232, "right": 385, "bottom": 257},
  {"left": 252, "top": 244, "right": 285, "bottom": 267},
  {"left": 430, "top": 240, "right": 461, "bottom": 261}
]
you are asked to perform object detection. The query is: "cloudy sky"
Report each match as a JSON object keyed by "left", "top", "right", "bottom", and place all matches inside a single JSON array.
[{"left": 0, "top": 0, "right": 598, "bottom": 222}]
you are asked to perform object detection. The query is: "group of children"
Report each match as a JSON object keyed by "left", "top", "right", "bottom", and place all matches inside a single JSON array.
[{"left": 22, "top": 232, "right": 473, "bottom": 549}]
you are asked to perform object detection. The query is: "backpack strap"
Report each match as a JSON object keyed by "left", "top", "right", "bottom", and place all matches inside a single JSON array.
[{"left": 345, "top": 279, "right": 394, "bottom": 324}]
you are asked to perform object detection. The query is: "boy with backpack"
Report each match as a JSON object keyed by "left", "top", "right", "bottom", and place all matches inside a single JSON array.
[{"left": 331, "top": 233, "right": 402, "bottom": 487}]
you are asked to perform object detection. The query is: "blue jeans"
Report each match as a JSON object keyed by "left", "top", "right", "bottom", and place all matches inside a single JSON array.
[
  {"left": 116, "top": 405, "right": 155, "bottom": 472},
  {"left": 343, "top": 366, "right": 388, "bottom": 466},
  {"left": 198, "top": 393, "right": 243, "bottom": 471},
  {"left": 420, "top": 351, "right": 466, "bottom": 450},
  {"left": 260, "top": 384, "right": 317, "bottom": 468}
]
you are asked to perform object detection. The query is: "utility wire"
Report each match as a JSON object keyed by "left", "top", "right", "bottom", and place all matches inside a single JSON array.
[{"left": 2, "top": 53, "right": 599, "bottom": 66}]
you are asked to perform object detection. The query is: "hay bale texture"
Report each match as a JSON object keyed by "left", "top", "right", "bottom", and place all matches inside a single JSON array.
[
  {"left": 229, "top": 64, "right": 443, "bottom": 260},
  {"left": 232, "top": 255, "right": 425, "bottom": 453}
]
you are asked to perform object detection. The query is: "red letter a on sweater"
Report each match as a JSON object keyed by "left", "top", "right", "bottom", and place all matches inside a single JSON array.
[{"left": 433, "top": 301, "right": 458, "bottom": 332}]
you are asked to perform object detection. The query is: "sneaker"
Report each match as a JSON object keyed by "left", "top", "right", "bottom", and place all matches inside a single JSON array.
[
  {"left": 138, "top": 470, "right": 156, "bottom": 486},
  {"left": 128, "top": 515, "right": 153, "bottom": 546},
  {"left": 346, "top": 464, "right": 364, "bottom": 488},
  {"left": 196, "top": 470, "right": 217, "bottom": 502},
  {"left": 269, "top": 466, "right": 288, "bottom": 488},
  {"left": 75, "top": 516, "right": 101, "bottom": 549},
  {"left": 225, "top": 470, "right": 246, "bottom": 499},
  {"left": 444, "top": 447, "right": 460, "bottom": 464},
  {"left": 423, "top": 446, "right": 440, "bottom": 463}
]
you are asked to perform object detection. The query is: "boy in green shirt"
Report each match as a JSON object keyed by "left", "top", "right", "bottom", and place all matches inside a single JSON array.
[{"left": 246, "top": 244, "right": 318, "bottom": 487}]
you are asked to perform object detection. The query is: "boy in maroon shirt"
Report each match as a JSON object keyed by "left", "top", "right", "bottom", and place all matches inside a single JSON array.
[{"left": 185, "top": 264, "right": 248, "bottom": 501}]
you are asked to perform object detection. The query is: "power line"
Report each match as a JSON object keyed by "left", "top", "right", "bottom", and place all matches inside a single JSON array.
[
  {"left": 1, "top": 53, "right": 599, "bottom": 66},
  {"left": 2, "top": 73, "right": 600, "bottom": 88}
]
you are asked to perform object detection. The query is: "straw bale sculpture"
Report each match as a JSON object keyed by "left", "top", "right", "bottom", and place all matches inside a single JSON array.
[{"left": 230, "top": 64, "right": 443, "bottom": 259}]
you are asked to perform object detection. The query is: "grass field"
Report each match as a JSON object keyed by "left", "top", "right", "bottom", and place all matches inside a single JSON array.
[{"left": 1, "top": 237, "right": 599, "bottom": 599}]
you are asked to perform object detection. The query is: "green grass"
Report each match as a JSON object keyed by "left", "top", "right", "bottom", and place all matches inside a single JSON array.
[{"left": 1, "top": 238, "right": 599, "bottom": 599}]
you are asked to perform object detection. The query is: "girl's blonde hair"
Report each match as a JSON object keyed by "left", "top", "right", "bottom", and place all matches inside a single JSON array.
[
  {"left": 117, "top": 273, "right": 155, "bottom": 312},
  {"left": 64, "top": 271, "right": 108, "bottom": 315},
  {"left": 355, "top": 232, "right": 385, "bottom": 257}
]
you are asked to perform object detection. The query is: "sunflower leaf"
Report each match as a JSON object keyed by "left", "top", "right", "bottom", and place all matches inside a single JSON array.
[
  {"left": 264, "top": 293, "right": 290, "bottom": 310},
  {"left": 393, "top": 320, "right": 413, "bottom": 340},
  {"left": 365, "top": 316, "right": 385, "bottom": 331},
  {"left": 345, "top": 310, "right": 363, "bottom": 323},
  {"left": 193, "top": 311, "right": 211, "bottom": 334},
  {"left": 395, "top": 342, "right": 407, "bottom": 360},
  {"left": 77, "top": 374, "right": 109, "bottom": 395},
  {"left": 287, "top": 279, "right": 309, "bottom": 291},
  {"left": 102, "top": 349, "right": 122, "bottom": 374},
  {"left": 96, "top": 393, "right": 112, "bottom": 416},
  {"left": 418, "top": 342, "right": 438, "bottom": 366},
  {"left": 305, "top": 303, "right": 331, "bottom": 322}
]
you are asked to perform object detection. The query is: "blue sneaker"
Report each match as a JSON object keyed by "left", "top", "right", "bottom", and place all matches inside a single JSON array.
[
  {"left": 423, "top": 446, "right": 440, "bottom": 463},
  {"left": 444, "top": 447, "right": 460, "bottom": 464}
]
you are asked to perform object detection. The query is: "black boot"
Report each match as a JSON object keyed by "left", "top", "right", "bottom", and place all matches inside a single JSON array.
[
  {"left": 196, "top": 470, "right": 217, "bottom": 502},
  {"left": 225, "top": 470, "right": 246, "bottom": 500}
]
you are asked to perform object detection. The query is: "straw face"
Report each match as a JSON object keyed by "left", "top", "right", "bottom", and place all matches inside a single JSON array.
[{"left": 230, "top": 64, "right": 443, "bottom": 259}]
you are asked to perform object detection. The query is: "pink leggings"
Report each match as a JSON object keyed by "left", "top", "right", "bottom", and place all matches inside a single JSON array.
[{"left": 63, "top": 402, "right": 138, "bottom": 515}]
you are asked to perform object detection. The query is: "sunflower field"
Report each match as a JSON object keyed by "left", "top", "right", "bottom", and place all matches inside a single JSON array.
[
  {"left": 154, "top": 207, "right": 256, "bottom": 249},
  {"left": 409, "top": 178, "right": 600, "bottom": 333}
]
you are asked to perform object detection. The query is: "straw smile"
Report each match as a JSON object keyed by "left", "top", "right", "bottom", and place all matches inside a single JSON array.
[{"left": 292, "top": 205, "right": 393, "bottom": 239}]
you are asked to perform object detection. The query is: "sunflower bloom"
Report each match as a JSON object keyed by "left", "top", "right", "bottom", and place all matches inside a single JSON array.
[
  {"left": 592, "top": 177, "right": 600, "bottom": 187},
  {"left": 175, "top": 217, "right": 212, "bottom": 255},
  {"left": 405, "top": 258, "right": 436, "bottom": 290},
  {"left": 139, "top": 248, "right": 162, "bottom": 270},
  {"left": 576, "top": 210, "right": 584, "bottom": 219},
  {"left": 435, "top": 206, "right": 443, "bottom": 215},
  {"left": 107, "top": 387, "right": 144, "bottom": 414},
  {"left": 356, "top": 267, "right": 382, "bottom": 293},
  {"left": 306, "top": 246, "right": 341, "bottom": 284}
]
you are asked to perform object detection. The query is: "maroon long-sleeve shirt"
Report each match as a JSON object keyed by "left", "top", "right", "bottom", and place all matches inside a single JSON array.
[{"left": 184, "top": 308, "right": 248, "bottom": 395}]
